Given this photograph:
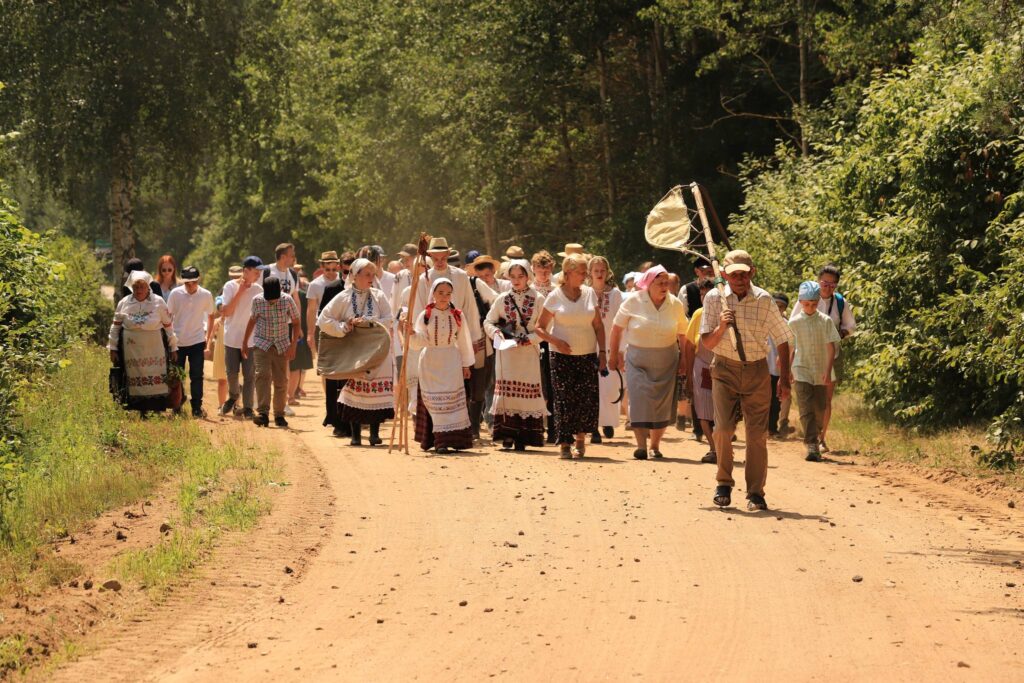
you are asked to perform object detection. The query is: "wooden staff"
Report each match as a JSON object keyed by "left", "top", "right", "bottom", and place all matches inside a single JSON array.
[
  {"left": 690, "top": 183, "right": 744, "bottom": 360},
  {"left": 390, "top": 233, "right": 430, "bottom": 453}
]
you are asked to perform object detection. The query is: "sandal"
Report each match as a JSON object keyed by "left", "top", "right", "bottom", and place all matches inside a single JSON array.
[
  {"left": 701, "top": 451, "right": 717, "bottom": 464},
  {"left": 632, "top": 448, "right": 648, "bottom": 460},
  {"left": 747, "top": 493, "right": 768, "bottom": 511},
  {"left": 650, "top": 449, "right": 664, "bottom": 459},
  {"left": 713, "top": 485, "right": 732, "bottom": 507}
]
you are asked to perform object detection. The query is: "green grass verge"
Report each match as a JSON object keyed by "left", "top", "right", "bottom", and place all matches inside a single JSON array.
[
  {"left": 0, "top": 344, "right": 279, "bottom": 674},
  {"left": 829, "top": 392, "right": 1023, "bottom": 487}
]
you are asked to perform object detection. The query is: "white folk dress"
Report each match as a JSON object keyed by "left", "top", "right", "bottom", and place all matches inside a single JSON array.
[
  {"left": 412, "top": 305, "right": 475, "bottom": 450},
  {"left": 318, "top": 286, "right": 395, "bottom": 424},
  {"left": 108, "top": 294, "right": 178, "bottom": 409},
  {"left": 595, "top": 285, "right": 624, "bottom": 429}
]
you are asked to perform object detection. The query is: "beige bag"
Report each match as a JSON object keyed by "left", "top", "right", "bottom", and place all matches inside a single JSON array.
[{"left": 316, "top": 321, "right": 390, "bottom": 380}]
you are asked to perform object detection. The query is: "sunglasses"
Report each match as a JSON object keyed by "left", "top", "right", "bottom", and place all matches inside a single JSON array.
[{"left": 161, "top": 267, "right": 175, "bottom": 273}]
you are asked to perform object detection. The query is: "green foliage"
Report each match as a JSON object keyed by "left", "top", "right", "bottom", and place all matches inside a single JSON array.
[{"left": 730, "top": 18, "right": 1024, "bottom": 459}]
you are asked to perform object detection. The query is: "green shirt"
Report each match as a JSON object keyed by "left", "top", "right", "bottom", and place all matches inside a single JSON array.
[{"left": 790, "top": 309, "right": 841, "bottom": 385}]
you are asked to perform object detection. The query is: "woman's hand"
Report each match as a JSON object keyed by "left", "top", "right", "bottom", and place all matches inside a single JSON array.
[
  {"left": 462, "top": 366, "right": 471, "bottom": 380},
  {"left": 351, "top": 317, "right": 365, "bottom": 327},
  {"left": 598, "top": 352, "right": 608, "bottom": 373},
  {"left": 610, "top": 352, "right": 624, "bottom": 372},
  {"left": 286, "top": 343, "right": 297, "bottom": 361},
  {"left": 169, "top": 351, "right": 178, "bottom": 364},
  {"left": 110, "top": 350, "right": 119, "bottom": 366},
  {"left": 552, "top": 339, "right": 572, "bottom": 355}
]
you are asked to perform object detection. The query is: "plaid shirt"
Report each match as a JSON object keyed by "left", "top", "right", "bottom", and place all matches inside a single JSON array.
[
  {"left": 699, "top": 284, "right": 793, "bottom": 362},
  {"left": 790, "top": 309, "right": 841, "bottom": 384},
  {"left": 250, "top": 295, "right": 299, "bottom": 353}
]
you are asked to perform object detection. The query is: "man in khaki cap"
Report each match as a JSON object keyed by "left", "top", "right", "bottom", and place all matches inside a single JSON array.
[{"left": 699, "top": 249, "right": 794, "bottom": 511}]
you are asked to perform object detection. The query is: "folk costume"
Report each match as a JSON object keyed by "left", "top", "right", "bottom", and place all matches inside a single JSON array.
[
  {"left": 318, "top": 259, "right": 395, "bottom": 445},
  {"left": 412, "top": 278, "right": 475, "bottom": 452},
  {"left": 108, "top": 271, "right": 179, "bottom": 413},
  {"left": 483, "top": 260, "right": 547, "bottom": 449}
]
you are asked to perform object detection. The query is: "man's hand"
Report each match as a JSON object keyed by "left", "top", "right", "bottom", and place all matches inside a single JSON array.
[
  {"left": 286, "top": 343, "right": 297, "bottom": 361},
  {"left": 778, "top": 378, "right": 791, "bottom": 401},
  {"left": 718, "top": 309, "right": 735, "bottom": 330}
]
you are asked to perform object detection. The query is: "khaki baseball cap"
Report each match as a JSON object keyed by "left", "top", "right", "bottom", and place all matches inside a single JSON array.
[{"left": 722, "top": 249, "right": 753, "bottom": 274}]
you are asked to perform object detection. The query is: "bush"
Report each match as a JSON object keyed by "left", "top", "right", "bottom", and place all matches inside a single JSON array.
[{"left": 728, "top": 23, "right": 1024, "bottom": 457}]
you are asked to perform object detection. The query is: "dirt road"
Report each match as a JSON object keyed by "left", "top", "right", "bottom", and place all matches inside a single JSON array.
[{"left": 53, "top": 381, "right": 1024, "bottom": 681}]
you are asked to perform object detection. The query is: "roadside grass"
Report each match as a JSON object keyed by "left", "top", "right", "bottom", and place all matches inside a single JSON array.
[
  {"left": 828, "top": 392, "right": 1023, "bottom": 488},
  {"left": 0, "top": 344, "right": 278, "bottom": 674}
]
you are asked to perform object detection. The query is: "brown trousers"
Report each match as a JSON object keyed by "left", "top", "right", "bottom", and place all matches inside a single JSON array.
[
  {"left": 711, "top": 356, "right": 771, "bottom": 495},
  {"left": 795, "top": 381, "right": 827, "bottom": 449},
  {"left": 254, "top": 347, "right": 289, "bottom": 418}
]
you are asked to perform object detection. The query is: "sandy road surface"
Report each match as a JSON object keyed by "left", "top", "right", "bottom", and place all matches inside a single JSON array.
[{"left": 53, "top": 380, "right": 1023, "bottom": 681}]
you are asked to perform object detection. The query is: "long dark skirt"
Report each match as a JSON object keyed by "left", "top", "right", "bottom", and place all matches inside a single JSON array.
[
  {"left": 339, "top": 404, "right": 394, "bottom": 425},
  {"left": 415, "top": 389, "right": 474, "bottom": 451},
  {"left": 549, "top": 352, "right": 599, "bottom": 444},
  {"left": 492, "top": 414, "right": 545, "bottom": 447}
]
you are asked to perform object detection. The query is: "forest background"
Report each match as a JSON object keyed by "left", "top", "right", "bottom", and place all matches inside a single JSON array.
[{"left": 0, "top": 0, "right": 1022, "bottom": 455}]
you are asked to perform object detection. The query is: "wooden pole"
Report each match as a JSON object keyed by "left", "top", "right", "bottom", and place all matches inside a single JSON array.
[
  {"left": 389, "top": 234, "right": 429, "bottom": 453},
  {"left": 689, "top": 183, "right": 743, "bottom": 359}
]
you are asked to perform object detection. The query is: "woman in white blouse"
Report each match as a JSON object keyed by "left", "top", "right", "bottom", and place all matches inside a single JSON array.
[
  {"left": 609, "top": 265, "right": 688, "bottom": 460},
  {"left": 317, "top": 258, "right": 394, "bottom": 446},
  {"left": 108, "top": 270, "right": 179, "bottom": 414},
  {"left": 535, "top": 254, "right": 607, "bottom": 459}
]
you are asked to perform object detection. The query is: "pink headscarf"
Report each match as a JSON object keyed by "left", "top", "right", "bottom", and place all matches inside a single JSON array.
[{"left": 635, "top": 265, "right": 668, "bottom": 291}]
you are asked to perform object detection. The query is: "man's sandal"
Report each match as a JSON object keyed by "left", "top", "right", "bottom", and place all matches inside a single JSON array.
[
  {"left": 747, "top": 493, "right": 768, "bottom": 511},
  {"left": 713, "top": 485, "right": 732, "bottom": 507}
]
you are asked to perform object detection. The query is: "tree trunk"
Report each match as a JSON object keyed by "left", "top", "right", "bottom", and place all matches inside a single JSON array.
[
  {"left": 109, "top": 133, "right": 136, "bottom": 283},
  {"left": 596, "top": 45, "right": 617, "bottom": 219},
  {"left": 483, "top": 204, "right": 498, "bottom": 257},
  {"left": 647, "top": 21, "right": 670, "bottom": 191},
  {"left": 797, "top": 0, "right": 810, "bottom": 157},
  {"left": 558, "top": 95, "right": 579, "bottom": 231}
]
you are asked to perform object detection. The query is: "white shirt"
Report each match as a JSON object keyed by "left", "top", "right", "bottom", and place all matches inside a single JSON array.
[
  {"left": 542, "top": 285, "right": 598, "bottom": 356},
  {"left": 266, "top": 264, "right": 297, "bottom": 297},
  {"left": 413, "top": 266, "right": 483, "bottom": 344},
  {"left": 166, "top": 286, "right": 215, "bottom": 347},
  {"left": 613, "top": 290, "right": 688, "bottom": 348},
  {"left": 377, "top": 270, "right": 396, "bottom": 300},
  {"left": 221, "top": 279, "right": 263, "bottom": 349},
  {"left": 306, "top": 273, "right": 341, "bottom": 305}
]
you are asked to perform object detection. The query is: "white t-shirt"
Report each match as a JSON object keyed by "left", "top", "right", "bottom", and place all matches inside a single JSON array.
[
  {"left": 306, "top": 273, "right": 342, "bottom": 306},
  {"left": 166, "top": 286, "right": 215, "bottom": 347},
  {"left": 266, "top": 264, "right": 297, "bottom": 297},
  {"left": 612, "top": 290, "right": 688, "bottom": 348},
  {"left": 542, "top": 285, "right": 598, "bottom": 355},
  {"left": 377, "top": 270, "right": 396, "bottom": 300},
  {"left": 221, "top": 279, "right": 263, "bottom": 349}
]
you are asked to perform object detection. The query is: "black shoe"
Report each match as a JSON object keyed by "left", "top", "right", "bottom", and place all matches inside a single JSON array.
[
  {"left": 805, "top": 450, "right": 821, "bottom": 462},
  {"left": 243, "top": 408, "right": 255, "bottom": 419},
  {"left": 191, "top": 407, "right": 207, "bottom": 419},
  {"left": 747, "top": 493, "right": 768, "bottom": 511},
  {"left": 632, "top": 448, "right": 648, "bottom": 460},
  {"left": 332, "top": 427, "right": 347, "bottom": 438},
  {"left": 513, "top": 440, "right": 526, "bottom": 452},
  {"left": 252, "top": 413, "right": 269, "bottom": 427},
  {"left": 713, "top": 485, "right": 732, "bottom": 507},
  {"left": 350, "top": 434, "right": 362, "bottom": 446},
  {"left": 502, "top": 439, "right": 514, "bottom": 450},
  {"left": 591, "top": 430, "right": 602, "bottom": 444},
  {"left": 219, "top": 398, "right": 236, "bottom": 416},
  {"left": 546, "top": 431, "right": 557, "bottom": 444},
  {"left": 602, "top": 427, "right": 614, "bottom": 438},
  {"left": 274, "top": 416, "right": 288, "bottom": 428},
  {"left": 369, "top": 424, "right": 382, "bottom": 446}
]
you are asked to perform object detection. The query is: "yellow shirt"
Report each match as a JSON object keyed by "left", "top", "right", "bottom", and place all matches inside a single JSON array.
[{"left": 612, "top": 291, "right": 689, "bottom": 348}]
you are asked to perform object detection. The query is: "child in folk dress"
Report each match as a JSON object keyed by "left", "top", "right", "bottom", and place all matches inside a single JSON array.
[{"left": 413, "top": 278, "right": 475, "bottom": 453}]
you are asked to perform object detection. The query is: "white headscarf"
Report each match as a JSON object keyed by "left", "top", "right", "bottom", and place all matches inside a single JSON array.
[
  {"left": 347, "top": 258, "right": 375, "bottom": 288},
  {"left": 429, "top": 277, "right": 454, "bottom": 299},
  {"left": 505, "top": 259, "right": 533, "bottom": 282},
  {"left": 125, "top": 270, "right": 153, "bottom": 290}
]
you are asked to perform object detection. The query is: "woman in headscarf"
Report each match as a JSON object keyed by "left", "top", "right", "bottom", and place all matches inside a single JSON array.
[
  {"left": 412, "top": 278, "right": 475, "bottom": 453},
  {"left": 609, "top": 265, "right": 689, "bottom": 460},
  {"left": 535, "top": 254, "right": 607, "bottom": 459},
  {"left": 588, "top": 255, "right": 623, "bottom": 444},
  {"left": 483, "top": 259, "right": 547, "bottom": 451},
  {"left": 108, "top": 271, "right": 178, "bottom": 413},
  {"left": 317, "top": 258, "right": 395, "bottom": 446}
]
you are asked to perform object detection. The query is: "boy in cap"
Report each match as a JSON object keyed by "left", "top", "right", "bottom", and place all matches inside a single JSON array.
[
  {"left": 167, "top": 266, "right": 216, "bottom": 417},
  {"left": 788, "top": 281, "right": 841, "bottom": 462},
  {"left": 219, "top": 256, "right": 264, "bottom": 417},
  {"left": 700, "top": 249, "right": 793, "bottom": 510}
]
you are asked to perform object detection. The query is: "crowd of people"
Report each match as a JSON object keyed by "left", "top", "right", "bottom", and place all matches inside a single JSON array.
[{"left": 107, "top": 239, "right": 855, "bottom": 511}]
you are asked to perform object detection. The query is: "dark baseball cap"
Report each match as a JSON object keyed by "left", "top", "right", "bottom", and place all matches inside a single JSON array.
[{"left": 242, "top": 255, "right": 263, "bottom": 269}]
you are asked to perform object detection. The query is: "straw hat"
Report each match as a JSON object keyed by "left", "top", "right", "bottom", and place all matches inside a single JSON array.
[
  {"left": 426, "top": 237, "right": 453, "bottom": 253},
  {"left": 319, "top": 250, "right": 340, "bottom": 263},
  {"left": 502, "top": 245, "right": 526, "bottom": 261},
  {"left": 468, "top": 254, "right": 501, "bottom": 273},
  {"left": 557, "top": 243, "right": 586, "bottom": 258}
]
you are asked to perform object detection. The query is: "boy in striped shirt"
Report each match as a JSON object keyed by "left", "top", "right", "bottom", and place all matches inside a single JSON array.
[{"left": 789, "top": 281, "right": 841, "bottom": 462}]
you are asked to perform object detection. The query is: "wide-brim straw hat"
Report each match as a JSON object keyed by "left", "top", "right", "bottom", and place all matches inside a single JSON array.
[
  {"left": 557, "top": 243, "right": 586, "bottom": 258},
  {"left": 502, "top": 245, "right": 526, "bottom": 261},
  {"left": 426, "top": 236, "right": 453, "bottom": 253},
  {"left": 468, "top": 254, "right": 501, "bottom": 272}
]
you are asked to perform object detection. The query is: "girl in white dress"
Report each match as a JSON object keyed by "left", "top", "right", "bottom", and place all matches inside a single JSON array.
[
  {"left": 588, "top": 256, "right": 624, "bottom": 443},
  {"left": 413, "top": 278, "right": 475, "bottom": 453}
]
